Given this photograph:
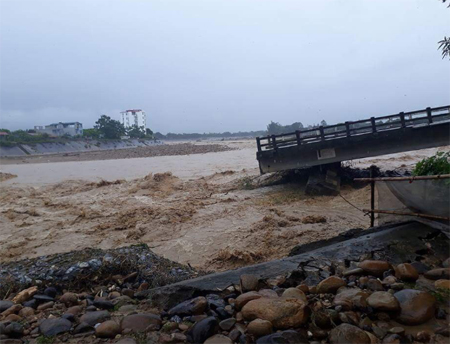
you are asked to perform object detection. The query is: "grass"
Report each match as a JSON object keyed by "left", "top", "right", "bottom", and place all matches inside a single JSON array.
[{"left": 36, "top": 336, "right": 55, "bottom": 344}]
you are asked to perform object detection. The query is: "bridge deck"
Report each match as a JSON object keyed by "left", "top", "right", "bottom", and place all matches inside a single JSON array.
[{"left": 256, "top": 106, "right": 450, "bottom": 173}]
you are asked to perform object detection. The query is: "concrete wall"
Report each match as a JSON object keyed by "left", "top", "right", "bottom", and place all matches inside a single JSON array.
[{"left": 0, "top": 139, "right": 162, "bottom": 157}]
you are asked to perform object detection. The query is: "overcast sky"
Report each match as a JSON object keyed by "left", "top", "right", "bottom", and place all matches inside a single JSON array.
[{"left": 0, "top": 0, "right": 449, "bottom": 133}]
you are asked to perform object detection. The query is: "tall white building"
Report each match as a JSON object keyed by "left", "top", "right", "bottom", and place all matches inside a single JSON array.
[{"left": 120, "top": 109, "right": 146, "bottom": 129}]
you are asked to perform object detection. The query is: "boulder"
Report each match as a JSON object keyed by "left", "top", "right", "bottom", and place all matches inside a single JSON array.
[
  {"left": 59, "top": 292, "right": 78, "bottom": 306},
  {"left": 394, "top": 289, "right": 436, "bottom": 325},
  {"left": 240, "top": 274, "right": 259, "bottom": 292},
  {"left": 281, "top": 288, "right": 307, "bottom": 302},
  {"left": 186, "top": 316, "right": 218, "bottom": 344},
  {"left": 367, "top": 279, "right": 384, "bottom": 291},
  {"left": 39, "top": 318, "right": 72, "bottom": 336},
  {"left": 395, "top": 263, "right": 419, "bottom": 281},
  {"left": 204, "top": 334, "right": 233, "bottom": 344},
  {"left": 168, "top": 296, "right": 207, "bottom": 316},
  {"left": 256, "top": 330, "right": 309, "bottom": 344},
  {"left": 247, "top": 319, "right": 273, "bottom": 337},
  {"left": 424, "top": 268, "right": 450, "bottom": 280},
  {"left": 95, "top": 320, "right": 121, "bottom": 338},
  {"left": 241, "top": 297, "right": 309, "bottom": 329},
  {"left": 317, "top": 276, "right": 346, "bottom": 294},
  {"left": 121, "top": 313, "right": 161, "bottom": 332},
  {"left": 333, "top": 288, "right": 369, "bottom": 310},
  {"left": 235, "top": 291, "right": 262, "bottom": 310},
  {"left": 367, "top": 292, "right": 400, "bottom": 312},
  {"left": 358, "top": 261, "right": 391, "bottom": 277},
  {"left": 0, "top": 301, "right": 14, "bottom": 313},
  {"left": 435, "top": 279, "right": 450, "bottom": 290},
  {"left": 329, "top": 323, "right": 371, "bottom": 344},
  {"left": 12, "top": 286, "right": 38, "bottom": 304},
  {"left": 80, "top": 310, "right": 111, "bottom": 326},
  {"left": 218, "top": 318, "right": 236, "bottom": 331}
]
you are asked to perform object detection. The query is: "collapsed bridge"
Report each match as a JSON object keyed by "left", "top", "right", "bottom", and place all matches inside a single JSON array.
[{"left": 256, "top": 105, "right": 450, "bottom": 174}]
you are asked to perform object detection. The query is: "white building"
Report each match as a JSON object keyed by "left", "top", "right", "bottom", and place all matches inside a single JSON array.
[
  {"left": 34, "top": 122, "right": 83, "bottom": 136},
  {"left": 120, "top": 109, "right": 146, "bottom": 129}
]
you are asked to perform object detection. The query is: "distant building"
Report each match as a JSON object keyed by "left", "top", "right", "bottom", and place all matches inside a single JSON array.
[
  {"left": 0, "top": 131, "right": 9, "bottom": 141},
  {"left": 34, "top": 122, "right": 83, "bottom": 136},
  {"left": 120, "top": 109, "right": 146, "bottom": 129}
]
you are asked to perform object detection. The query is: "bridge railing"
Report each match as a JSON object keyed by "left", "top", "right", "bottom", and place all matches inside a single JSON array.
[{"left": 256, "top": 105, "right": 450, "bottom": 152}]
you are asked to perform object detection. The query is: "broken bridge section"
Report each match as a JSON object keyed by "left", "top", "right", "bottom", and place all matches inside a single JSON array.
[{"left": 256, "top": 105, "right": 450, "bottom": 174}]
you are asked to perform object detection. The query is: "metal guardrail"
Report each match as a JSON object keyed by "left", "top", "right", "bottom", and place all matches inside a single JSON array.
[{"left": 256, "top": 105, "right": 450, "bottom": 152}]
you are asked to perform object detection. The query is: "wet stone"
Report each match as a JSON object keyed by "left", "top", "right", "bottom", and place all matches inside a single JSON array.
[
  {"left": 394, "top": 289, "right": 436, "bottom": 325},
  {"left": 79, "top": 310, "right": 111, "bottom": 326},
  {"left": 186, "top": 316, "right": 218, "bottom": 344},
  {"left": 329, "top": 323, "right": 371, "bottom": 344},
  {"left": 168, "top": 296, "right": 208, "bottom": 316},
  {"left": 256, "top": 330, "right": 309, "bottom": 344},
  {"left": 240, "top": 274, "right": 259, "bottom": 292},
  {"left": 219, "top": 318, "right": 236, "bottom": 331},
  {"left": 39, "top": 318, "right": 72, "bottom": 337},
  {"left": 424, "top": 268, "right": 450, "bottom": 280}
]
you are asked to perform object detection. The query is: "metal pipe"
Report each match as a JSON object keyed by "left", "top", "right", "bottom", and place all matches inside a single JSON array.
[
  {"left": 362, "top": 209, "right": 450, "bottom": 221},
  {"left": 354, "top": 174, "right": 450, "bottom": 182}
]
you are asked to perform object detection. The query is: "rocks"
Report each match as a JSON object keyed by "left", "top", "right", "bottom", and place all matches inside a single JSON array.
[
  {"left": 367, "top": 279, "right": 384, "bottom": 291},
  {"left": 247, "top": 319, "right": 273, "bottom": 337},
  {"left": 186, "top": 316, "right": 218, "bottom": 344},
  {"left": 4, "top": 322, "right": 24, "bottom": 338},
  {"left": 121, "top": 313, "right": 162, "bottom": 332},
  {"left": 281, "top": 288, "right": 307, "bottom": 302},
  {"left": 93, "top": 299, "right": 114, "bottom": 310},
  {"left": 358, "top": 261, "right": 391, "bottom": 277},
  {"left": 0, "top": 301, "right": 14, "bottom": 313},
  {"left": 95, "top": 320, "right": 121, "bottom": 338},
  {"left": 367, "top": 292, "right": 400, "bottom": 312},
  {"left": 241, "top": 297, "right": 309, "bottom": 329},
  {"left": 235, "top": 291, "right": 262, "bottom": 310},
  {"left": 394, "top": 289, "right": 436, "bottom": 325},
  {"left": 39, "top": 318, "right": 72, "bottom": 336},
  {"left": 79, "top": 310, "right": 111, "bottom": 326},
  {"left": 256, "top": 330, "right": 309, "bottom": 344},
  {"left": 18, "top": 307, "right": 35, "bottom": 317},
  {"left": 240, "top": 274, "right": 259, "bottom": 292},
  {"left": 219, "top": 318, "right": 236, "bottom": 331},
  {"left": 424, "top": 268, "right": 450, "bottom": 280},
  {"left": 443, "top": 258, "right": 450, "bottom": 268},
  {"left": 168, "top": 296, "right": 208, "bottom": 316},
  {"left": 329, "top": 323, "right": 371, "bottom": 344},
  {"left": 12, "top": 286, "right": 38, "bottom": 304},
  {"left": 395, "top": 263, "right": 419, "bottom": 281},
  {"left": 435, "top": 279, "right": 450, "bottom": 290},
  {"left": 204, "top": 334, "right": 233, "bottom": 344},
  {"left": 317, "top": 276, "right": 346, "bottom": 294},
  {"left": 37, "top": 301, "right": 54, "bottom": 311},
  {"left": 59, "top": 292, "right": 78, "bottom": 306},
  {"left": 333, "top": 288, "right": 369, "bottom": 310}
]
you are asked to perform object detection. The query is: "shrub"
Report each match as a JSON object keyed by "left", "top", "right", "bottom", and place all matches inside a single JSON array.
[{"left": 413, "top": 151, "right": 450, "bottom": 176}]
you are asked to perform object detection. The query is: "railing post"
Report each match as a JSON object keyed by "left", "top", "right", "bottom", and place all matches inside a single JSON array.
[
  {"left": 319, "top": 126, "right": 325, "bottom": 141},
  {"left": 426, "top": 107, "right": 433, "bottom": 124},
  {"left": 399, "top": 112, "right": 405, "bottom": 128},
  {"left": 271, "top": 135, "right": 277, "bottom": 151},
  {"left": 295, "top": 130, "right": 301, "bottom": 146},
  {"left": 345, "top": 121, "right": 351, "bottom": 137},
  {"left": 371, "top": 117, "right": 376, "bottom": 133},
  {"left": 256, "top": 137, "right": 261, "bottom": 152},
  {"left": 370, "top": 165, "right": 376, "bottom": 227}
]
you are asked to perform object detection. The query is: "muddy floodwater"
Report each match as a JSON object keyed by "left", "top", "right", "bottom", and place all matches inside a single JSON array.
[{"left": 0, "top": 140, "right": 448, "bottom": 270}]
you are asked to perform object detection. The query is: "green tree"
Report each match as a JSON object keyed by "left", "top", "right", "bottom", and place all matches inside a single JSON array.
[
  {"left": 83, "top": 128, "right": 101, "bottom": 139},
  {"left": 127, "top": 125, "right": 146, "bottom": 138},
  {"left": 439, "top": 1, "right": 450, "bottom": 59},
  {"left": 94, "top": 115, "right": 125, "bottom": 139}
]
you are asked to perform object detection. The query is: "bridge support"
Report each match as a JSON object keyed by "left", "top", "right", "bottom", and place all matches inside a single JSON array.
[{"left": 305, "top": 163, "right": 341, "bottom": 196}]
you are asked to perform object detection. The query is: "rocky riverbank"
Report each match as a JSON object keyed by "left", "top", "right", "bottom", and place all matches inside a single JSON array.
[{"left": 0, "top": 248, "right": 449, "bottom": 343}]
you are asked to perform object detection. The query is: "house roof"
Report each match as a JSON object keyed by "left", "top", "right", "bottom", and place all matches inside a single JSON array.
[{"left": 0, "top": 132, "right": 9, "bottom": 136}]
